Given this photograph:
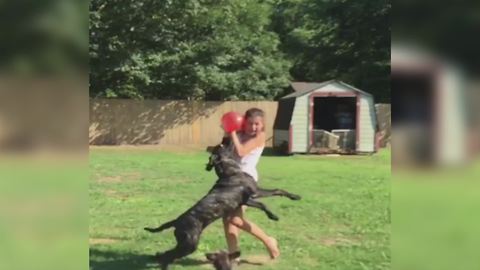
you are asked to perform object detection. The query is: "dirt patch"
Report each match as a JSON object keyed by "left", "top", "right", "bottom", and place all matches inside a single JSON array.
[
  {"left": 105, "top": 189, "right": 117, "bottom": 196},
  {"left": 239, "top": 254, "right": 276, "bottom": 267},
  {"left": 320, "top": 238, "right": 337, "bottom": 246},
  {"left": 121, "top": 172, "right": 142, "bottom": 181},
  {"left": 104, "top": 189, "right": 130, "bottom": 199},
  {"left": 97, "top": 172, "right": 142, "bottom": 183},
  {"left": 89, "top": 238, "right": 118, "bottom": 245},
  {"left": 98, "top": 176, "right": 122, "bottom": 183},
  {"left": 320, "top": 236, "right": 360, "bottom": 247}
]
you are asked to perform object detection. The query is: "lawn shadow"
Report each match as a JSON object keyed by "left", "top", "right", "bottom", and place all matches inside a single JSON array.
[
  {"left": 89, "top": 249, "right": 157, "bottom": 270},
  {"left": 90, "top": 248, "right": 266, "bottom": 269},
  {"left": 90, "top": 249, "right": 215, "bottom": 270}
]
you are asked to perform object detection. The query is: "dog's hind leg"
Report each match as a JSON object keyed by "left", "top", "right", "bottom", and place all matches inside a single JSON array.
[
  {"left": 157, "top": 246, "right": 190, "bottom": 270},
  {"left": 253, "top": 188, "right": 301, "bottom": 200},
  {"left": 157, "top": 229, "right": 199, "bottom": 269},
  {"left": 157, "top": 243, "right": 198, "bottom": 270},
  {"left": 245, "top": 199, "right": 279, "bottom": 221}
]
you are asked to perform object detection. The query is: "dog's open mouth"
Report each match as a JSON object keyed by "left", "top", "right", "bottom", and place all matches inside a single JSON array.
[
  {"left": 206, "top": 153, "right": 216, "bottom": 171},
  {"left": 206, "top": 162, "right": 214, "bottom": 171}
]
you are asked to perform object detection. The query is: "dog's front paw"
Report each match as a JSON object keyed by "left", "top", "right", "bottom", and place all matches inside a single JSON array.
[
  {"left": 289, "top": 194, "right": 301, "bottom": 200},
  {"left": 268, "top": 213, "right": 279, "bottom": 221}
]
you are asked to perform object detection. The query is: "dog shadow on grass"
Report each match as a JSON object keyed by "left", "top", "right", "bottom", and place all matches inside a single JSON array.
[
  {"left": 89, "top": 249, "right": 214, "bottom": 269},
  {"left": 90, "top": 249, "right": 264, "bottom": 269},
  {"left": 90, "top": 249, "right": 157, "bottom": 270}
]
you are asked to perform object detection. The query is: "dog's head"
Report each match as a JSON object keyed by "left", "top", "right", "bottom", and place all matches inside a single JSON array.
[
  {"left": 206, "top": 137, "right": 241, "bottom": 177},
  {"left": 206, "top": 250, "right": 241, "bottom": 270}
]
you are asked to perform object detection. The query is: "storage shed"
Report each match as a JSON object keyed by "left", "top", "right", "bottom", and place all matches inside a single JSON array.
[
  {"left": 273, "top": 80, "right": 377, "bottom": 154},
  {"left": 391, "top": 45, "right": 468, "bottom": 166}
]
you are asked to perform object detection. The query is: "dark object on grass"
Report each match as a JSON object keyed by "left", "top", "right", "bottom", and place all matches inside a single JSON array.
[{"left": 206, "top": 250, "right": 241, "bottom": 270}]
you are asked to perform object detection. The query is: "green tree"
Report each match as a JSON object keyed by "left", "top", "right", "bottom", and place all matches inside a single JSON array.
[
  {"left": 0, "top": 0, "right": 88, "bottom": 73},
  {"left": 90, "top": 0, "right": 291, "bottom": 100},
  {"left": 272, "top": 0, "right": 391, "bottom": 102}
]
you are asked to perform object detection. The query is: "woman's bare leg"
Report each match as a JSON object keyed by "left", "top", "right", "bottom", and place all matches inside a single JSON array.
[
  {"left": 223, "top": 211, "right": 240, "bottom": 253},
  {"left": 227, "top": 206, "right": 280, "bottom": 259}
]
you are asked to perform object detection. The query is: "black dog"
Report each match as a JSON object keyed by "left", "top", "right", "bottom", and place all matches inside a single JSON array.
[{"left": 144, "top": 138, "right": 301, "bottom": 269}]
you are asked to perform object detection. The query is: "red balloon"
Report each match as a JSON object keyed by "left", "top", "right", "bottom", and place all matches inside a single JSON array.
[{"left": 221, "top": 111, "right": 244, "bottom": 133}]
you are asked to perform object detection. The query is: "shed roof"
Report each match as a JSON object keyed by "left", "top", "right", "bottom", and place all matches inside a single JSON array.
[{"left": 282, "top": 80, "right": 372, "bottom": 99}]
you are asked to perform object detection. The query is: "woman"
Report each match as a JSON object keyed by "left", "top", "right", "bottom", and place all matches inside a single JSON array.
[{"left": 223, "top": 108, "right": 280, "bottom": 260}]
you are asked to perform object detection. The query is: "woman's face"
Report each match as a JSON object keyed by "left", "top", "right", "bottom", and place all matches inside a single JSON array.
[{"left": 244, "top": 116, "right": 264, "bottom": 135}]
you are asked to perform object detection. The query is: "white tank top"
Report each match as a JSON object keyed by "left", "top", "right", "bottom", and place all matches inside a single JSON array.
[{"left": 238, "top": 133, "right": 264, "bottom": 182}]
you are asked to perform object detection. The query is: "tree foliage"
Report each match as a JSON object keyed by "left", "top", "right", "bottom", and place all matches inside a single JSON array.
[
  {"left": 90, "top": 0, "right": 291, "bottom": 100},
  {"left": 272, "top": 0, "right": 391, "bottom": 102},
  {"left": 0, "top": 0, "right": 88, "bottom": 73},
  {"left": 90, "top": 0, "right": 390, "bottom": 101}
]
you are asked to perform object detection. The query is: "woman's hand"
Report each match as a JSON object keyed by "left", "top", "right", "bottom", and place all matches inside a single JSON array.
[{"left": 230, "top": 130, "right": 265, "bottom": 157}]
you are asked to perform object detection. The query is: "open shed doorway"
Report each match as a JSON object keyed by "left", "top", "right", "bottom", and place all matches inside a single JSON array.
[
  {"left": 311, "top": 96, "right": 357, "bottom": 153},
  {"left": 391, "top": 71, "right": 434, "bottom": 165}
]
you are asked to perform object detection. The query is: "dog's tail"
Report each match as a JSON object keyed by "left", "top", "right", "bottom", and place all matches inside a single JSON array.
[{"left": 144, "top": 219, "right": 176, "bottom": 233}]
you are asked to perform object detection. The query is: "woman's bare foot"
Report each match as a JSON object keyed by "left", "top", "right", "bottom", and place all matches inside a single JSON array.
[{"left": 266, "top": 237, "right": 280, "bottom": 259}]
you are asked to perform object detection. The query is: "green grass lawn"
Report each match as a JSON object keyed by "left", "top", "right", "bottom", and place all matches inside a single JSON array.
[{"left": 89, "top": 147, "right": 390, "bottom": 270}]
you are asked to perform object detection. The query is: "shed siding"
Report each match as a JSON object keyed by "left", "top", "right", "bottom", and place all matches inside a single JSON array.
[
  {"left": 291, "top": 95, "right": 308, "bottom": 152},
  {"left": 313, "top": 82, "right": 353, "bottom": 94},
  {"left": 358, "top": 95, "right": 376, "bottom": 152}
]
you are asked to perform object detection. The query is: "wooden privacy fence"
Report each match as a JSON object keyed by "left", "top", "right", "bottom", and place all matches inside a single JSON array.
[
  {"left": 375, "top": 103, "right": 391, "bottom": 147},
  {"left": 89, "top": 99, "right": 278, "bottom": 146},
  {"left": 90, "top": 99, "right": 391, "bottom": 148}
]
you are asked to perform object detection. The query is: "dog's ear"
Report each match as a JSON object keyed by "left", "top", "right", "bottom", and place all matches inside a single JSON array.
[
  {"left": 221, "top": 136, "right": 228, "bottom": 145},
  {"left": 221, "top": 136, "right": 232, "bottom": 146},
  {"left": 205, "top": 253, "right": 218, "bottom": 262},
  {"left": 228, "top": 251, "right": 241, "bottom": 260}
]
